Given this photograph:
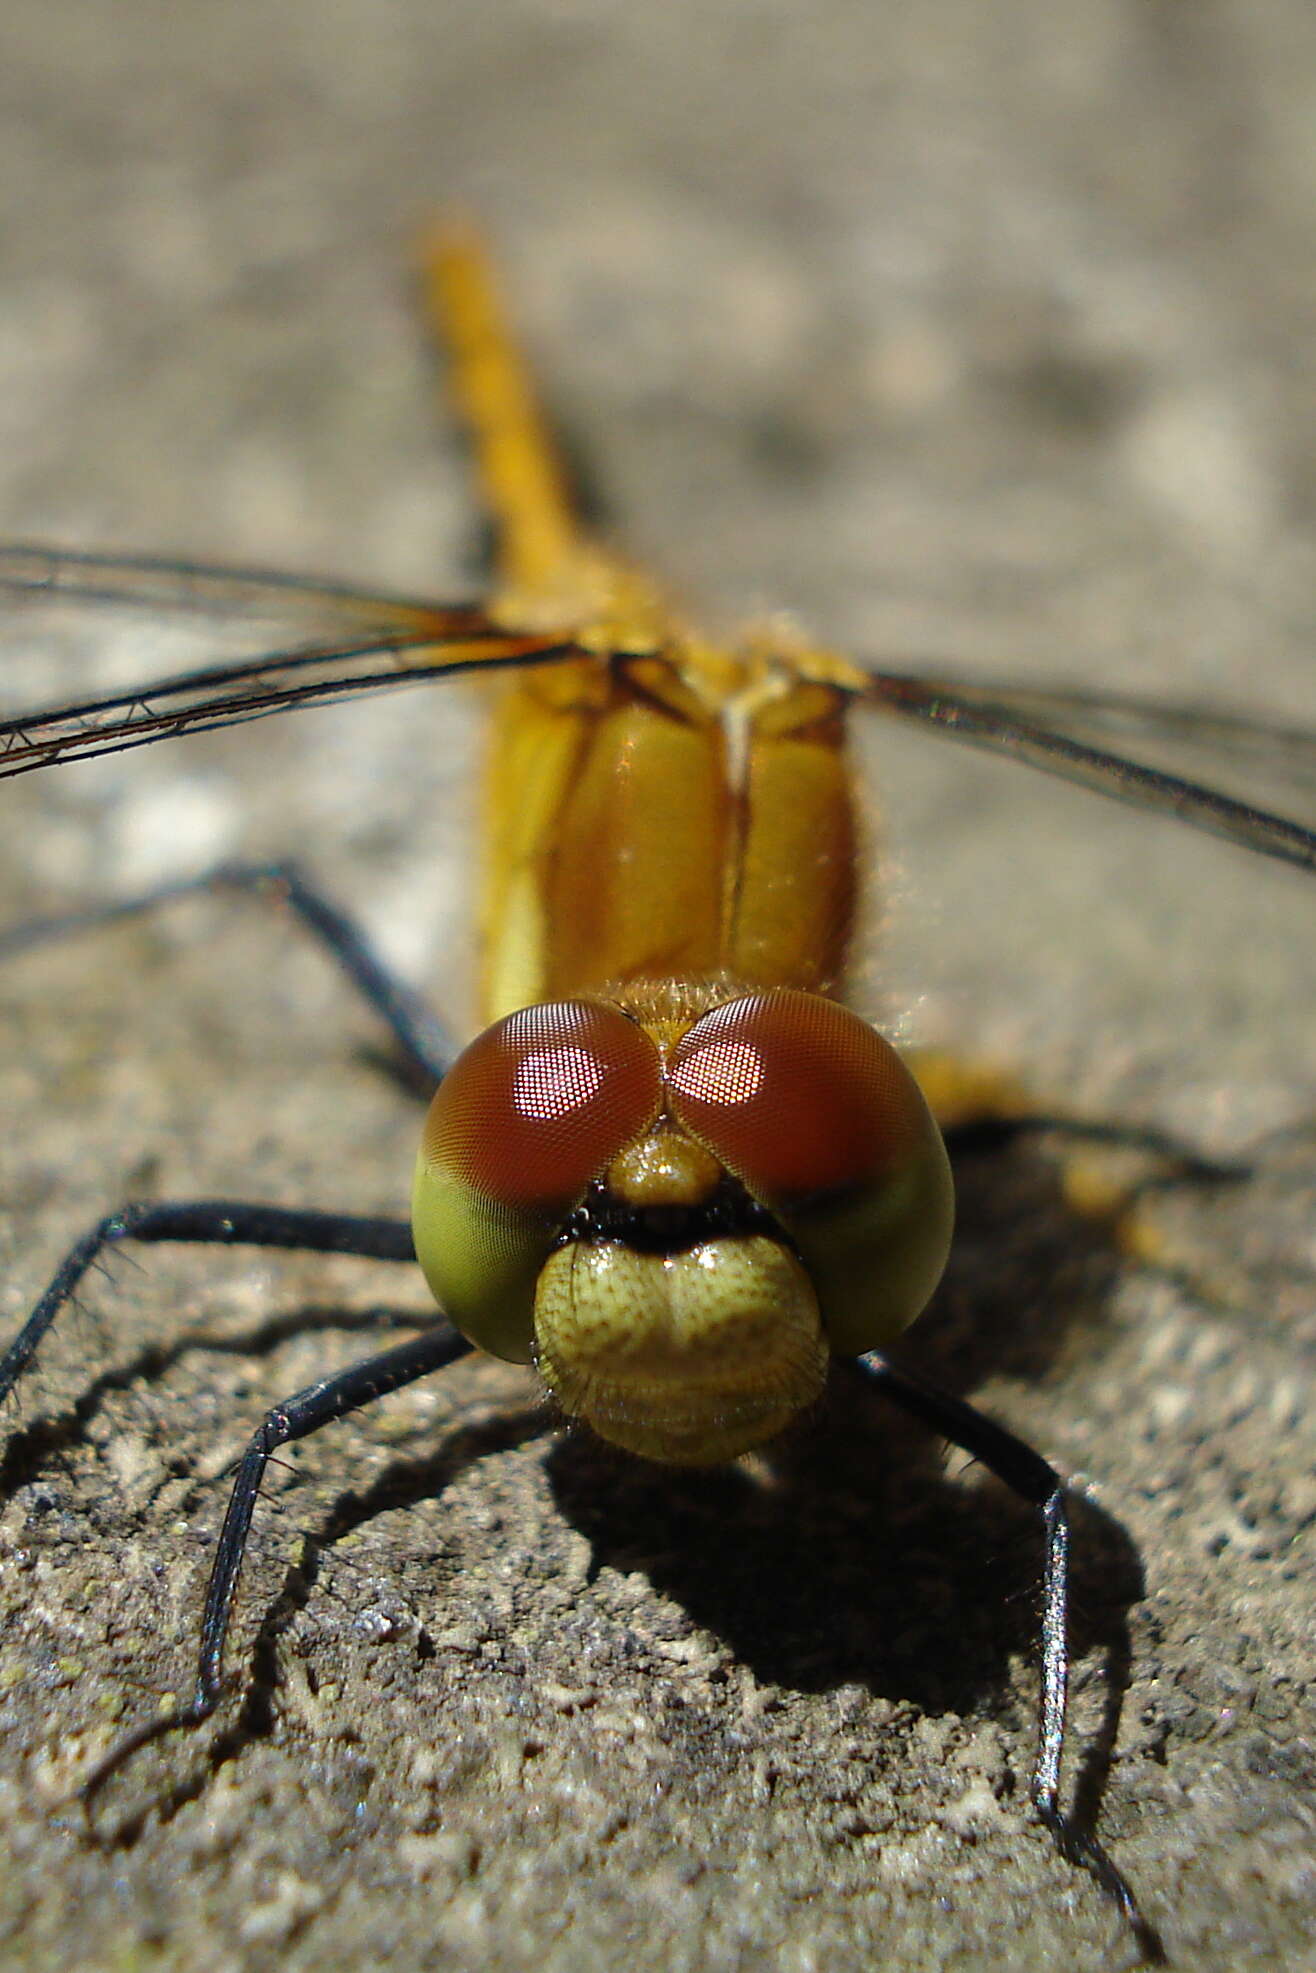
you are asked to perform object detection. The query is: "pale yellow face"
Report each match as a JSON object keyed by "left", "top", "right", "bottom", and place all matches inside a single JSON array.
[
  {"left": 533, "top": 1234, "right": 829, "bottom": 1466},
  {"left": 411, "top": 987, "right": 954, "bottom": 1467}
]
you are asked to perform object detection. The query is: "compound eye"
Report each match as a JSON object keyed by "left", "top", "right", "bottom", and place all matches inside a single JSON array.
[
  {"left": 412, "top": 1001, "right": 662, "bottom": 1362},
  {"left": 424, "top": 1000, "right": 662, "bottom": 1210},
  {"left": 668, "top": 990, "right": 953, "bottom": 1353},
  {"left": 668, "top": 990, "right": 925, "bottom": 1200}
]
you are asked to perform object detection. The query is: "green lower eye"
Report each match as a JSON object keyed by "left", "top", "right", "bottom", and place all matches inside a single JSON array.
[
  {"left": 776, "top": 1120, "right": 955, "bottom": 1354},
  {"left": 410, "top": 1151, "right": 553, "bottom": 1362}
]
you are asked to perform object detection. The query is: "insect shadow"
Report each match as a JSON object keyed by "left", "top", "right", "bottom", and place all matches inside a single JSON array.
[{"left": 544, "top": 1129, "right": 1151, "bottom": 1817}]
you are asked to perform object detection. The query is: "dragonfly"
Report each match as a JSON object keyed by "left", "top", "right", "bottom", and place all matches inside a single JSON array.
[{"left": 0, "top": 227, "right": 1312, "bottom": 1962}]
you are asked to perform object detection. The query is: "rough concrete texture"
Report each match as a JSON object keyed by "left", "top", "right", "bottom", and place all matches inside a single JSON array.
[{"left": 0, "top": 4, "right": 1313, "bottom": 1970}]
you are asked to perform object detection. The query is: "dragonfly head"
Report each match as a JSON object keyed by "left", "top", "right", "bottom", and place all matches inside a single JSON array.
[{"left": 411, "top": 989, "right": 954, "bottom": 1464}]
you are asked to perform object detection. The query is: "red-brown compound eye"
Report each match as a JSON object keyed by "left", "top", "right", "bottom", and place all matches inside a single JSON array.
[
  {"left": 423, "top": 1000, "right": 663, "bottom": 1210},
  {"left": 668, "top": 989, "right": 925, "bottom": 1201},
  {"left": 413, "top": 1001, "right": 663, "bottom": 1364},
  {"left": 667, "top": 989, "right": 954, "bottom": 1355}
]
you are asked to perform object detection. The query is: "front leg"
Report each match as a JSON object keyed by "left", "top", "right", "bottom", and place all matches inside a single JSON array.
[{"left": 853, "top": 1350, "right": 1165, "bottom": 1966}]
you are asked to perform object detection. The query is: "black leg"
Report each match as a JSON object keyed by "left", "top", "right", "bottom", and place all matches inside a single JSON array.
[
  {"left": 0, "top": 1196, "right": 473, "bottom": 1791},
  {"left": 852, "top": 1351, "right": 1165, "bottom": 1966},
  {"left": 0, "top": 1199, "right": 420, "bottom": 1406},
  {"left": 0, "top": 858, "right": 455, "bottom": 1091},
  {"left": 192, "top": 1320, "right": 472, "bottom": 1713},
  {"left": 84, "top": 1319, "right": 473, "bottom": 1796}
]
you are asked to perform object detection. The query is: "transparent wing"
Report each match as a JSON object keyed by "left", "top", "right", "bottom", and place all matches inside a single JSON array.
[
  {"left": 929, "top": 677, "right": 1316, "bottom": 802},
  {"left": 0, "top": 541, "right": 460, "bottom": 626},
  {"left": 2, "top": 543, "right": 1312, "bottom": 876},
  {"left": 0, "top": 544, "right": 589, "bottom": 777},
  {"left": 855, "top": 666, "right": 1316, "bottom": 876}
]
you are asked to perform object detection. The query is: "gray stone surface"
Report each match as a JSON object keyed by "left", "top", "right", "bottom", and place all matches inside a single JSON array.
[{"left": 0, "top": 4, "right": 1312, "bottom": 1969}]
